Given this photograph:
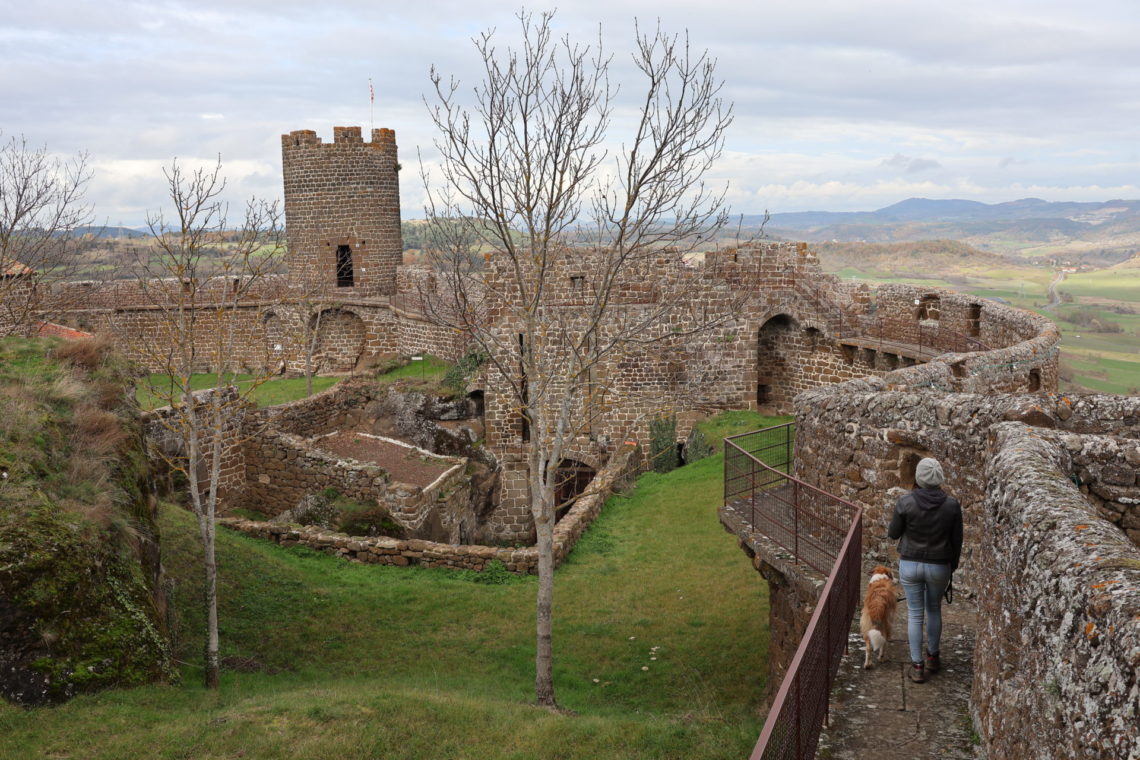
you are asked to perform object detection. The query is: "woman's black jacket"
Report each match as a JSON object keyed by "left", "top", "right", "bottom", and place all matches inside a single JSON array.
[{"left": 888, "top": 487, "right": 963, "bottom": 570}]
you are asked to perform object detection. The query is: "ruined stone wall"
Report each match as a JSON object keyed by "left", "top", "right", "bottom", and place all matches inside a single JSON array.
[
  {"left": 794, "top": 391, "right": 1125, "bottom": 590},
  {"left": 281, "top": 127, "right": 402, "bottom": 298},
  {"left": 49, "top": 275, "right": 289, "bottom": 311},
  {"left": 239, "top": 428, "right": 471, "bottom": 540},
  {"left": 478, "top": 241, "right": 875, "bottom": 467},
  {"left": 792, "top": 298, "right": 1062, "bottom": 582},
  {"left": 219, "top": 443, "right": 639, "bottom": 573},
  {"left": 972, "top": 423, "right": 1140, "bottom": 760},
  {"left": 142, "top": 387, "right": 248, "bottom": 507},
  {"left": 394, "top": 310, "right": 468, "bottom": 361},
  {"left": 249, "top": 377, "right": 378, "bottom": 439},
  {"left": 241, "top": 428, "right": 393, "bottom": 516}
]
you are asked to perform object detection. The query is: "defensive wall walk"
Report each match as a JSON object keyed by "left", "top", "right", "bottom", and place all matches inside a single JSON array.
[{"left": 818, "top": 583, "right": 979, "bottom": 759}]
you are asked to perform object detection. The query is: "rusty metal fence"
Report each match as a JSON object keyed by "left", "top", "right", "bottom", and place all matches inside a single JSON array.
[
  {"left": 724, "top": 424, "right": 863, "bottom": 760},
  {"left": 855, "top": 318, "right": 990, "bottom": 356}
]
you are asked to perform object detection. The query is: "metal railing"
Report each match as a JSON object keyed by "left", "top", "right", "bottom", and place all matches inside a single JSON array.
[
  {"left": 853, "top": 317, "right": 990, "bottom": 357},
  {"left": 724, "top": 424, "right": 863, "bottom": 760}
]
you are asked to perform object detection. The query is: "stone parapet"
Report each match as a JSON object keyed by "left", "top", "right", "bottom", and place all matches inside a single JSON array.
[{"left": 972, "top": 422, "right": 1140, "bottom": 760}]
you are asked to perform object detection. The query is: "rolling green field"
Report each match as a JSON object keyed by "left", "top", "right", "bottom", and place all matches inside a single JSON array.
[{"left": 0, "top": 412, "right": 783, "bottom": 760}]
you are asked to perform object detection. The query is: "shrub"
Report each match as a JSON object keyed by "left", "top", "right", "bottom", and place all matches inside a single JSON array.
[
  {"left": 683, "top": 425, "right": 714, "bottom": 465},
  {"left": 337, "top": 504, "right": 406, "bottom": 539},
  {"left": 649, "top": 413, "right": 678, "bottom": 474},
  {"left": 50, "top": 335, "right": 111, "bottom": 371},
  {"left": 469, "top": 559, "right": 521, "bottom": 585},
  {"left": 443, "top": 349, "right": 488, "bottom": 394}
]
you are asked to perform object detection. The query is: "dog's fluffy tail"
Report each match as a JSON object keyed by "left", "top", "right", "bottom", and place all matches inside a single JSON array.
[{"left": 867, "top": 629, "right": 886, "bottom": 651}]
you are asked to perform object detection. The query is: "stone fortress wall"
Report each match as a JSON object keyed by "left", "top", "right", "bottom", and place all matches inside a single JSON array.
[
  {"left": 789, "top": 317, "right": 1138, "bottom": 757},
  {"left": 55, "top": 125, "right": 1074, "bottom": 552},
  {"left": 39, "top": 122, "right": 1136, "bottom": 754}
]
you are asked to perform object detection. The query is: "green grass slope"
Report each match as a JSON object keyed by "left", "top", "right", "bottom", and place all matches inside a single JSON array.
[{"left": 0, "top": 415, "right": 775, "bottom": 759}]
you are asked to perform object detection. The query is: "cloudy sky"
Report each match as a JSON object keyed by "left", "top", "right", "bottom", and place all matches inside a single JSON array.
[{"left": 3, "top": 0, "right": 1138, "bottom": 225}]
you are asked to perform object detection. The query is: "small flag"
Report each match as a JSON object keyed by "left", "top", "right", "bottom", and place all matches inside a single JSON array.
[{"left": 369, "top": 78, "right": 375, "bottom": 105}]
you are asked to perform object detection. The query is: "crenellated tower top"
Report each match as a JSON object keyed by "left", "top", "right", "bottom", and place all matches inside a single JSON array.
[{"left": 281, "top": 126, "right": 402, "bottom": 298}]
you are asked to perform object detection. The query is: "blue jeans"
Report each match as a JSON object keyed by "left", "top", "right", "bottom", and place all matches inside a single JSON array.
[{"left": 898, "top": 559, "right": 952, "bottom": 665}]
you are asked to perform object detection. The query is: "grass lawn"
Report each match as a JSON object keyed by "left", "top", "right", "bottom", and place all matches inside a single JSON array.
[
  {"left": 0, "top": 415, "right": 775, "bottom": 759},
  {"left": 137, "top": 373, "right": 341, "bottom": 410}
]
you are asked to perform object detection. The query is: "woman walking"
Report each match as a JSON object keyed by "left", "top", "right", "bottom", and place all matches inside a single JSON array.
[{"left": 888, "top": 457, "right": 963, "bottom": 683}]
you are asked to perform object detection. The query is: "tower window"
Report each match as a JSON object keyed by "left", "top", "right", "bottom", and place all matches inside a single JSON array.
[{"left": 336, "top": 245, "right": 354, "bottom": 288}]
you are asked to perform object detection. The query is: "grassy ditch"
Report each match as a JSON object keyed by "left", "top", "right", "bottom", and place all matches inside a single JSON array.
[{"left": 0, "top": 412, "right": 776, "bottom": 759}]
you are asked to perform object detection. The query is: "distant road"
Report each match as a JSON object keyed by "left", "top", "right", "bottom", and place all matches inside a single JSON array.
[{"left": 1044, "top": 270, "right": 1065, "bottom": 312}]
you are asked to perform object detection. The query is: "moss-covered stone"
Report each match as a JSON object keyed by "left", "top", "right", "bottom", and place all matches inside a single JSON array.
[{"left": 0, "top": 336, "right": 174, "bottom": 705}]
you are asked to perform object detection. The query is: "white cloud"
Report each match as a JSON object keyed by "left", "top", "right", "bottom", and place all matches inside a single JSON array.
[{"left": 4, "top": 0, "right": 1138, "bottom": 222}]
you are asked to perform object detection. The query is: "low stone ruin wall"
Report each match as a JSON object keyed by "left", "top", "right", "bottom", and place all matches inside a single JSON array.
[
  {"left": 220, "top": 443, "right": 640, "bottom": 573},
  {"left": 249, "top": 377, "right": 379, "bottom": 439},
  {"left": 972, "top": 423, "right": 1140, "bottom": 760},
  {"left": 142, "top": 387, "right": 248, "bottom": 506},
  {"left": 241, "top": 427, "right": 470, "bottom": 542}
]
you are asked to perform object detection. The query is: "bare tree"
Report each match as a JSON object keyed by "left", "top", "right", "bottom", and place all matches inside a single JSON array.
[
  {"left": 127, "top": 158, "right": 286, "bottom": 689},
  {"left": 0, "top": 135, "right": 94, "bottom": 336},
  {"left": 423, "top": 12, "right": 734, "bottom": 708}
]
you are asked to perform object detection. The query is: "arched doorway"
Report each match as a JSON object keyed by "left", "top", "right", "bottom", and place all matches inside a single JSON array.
[
  {"left": 756, "top": 314, "right": 799, "bottom": 413},
  {"left": 554, "top": 459, "right": 596, "bottom": 522}
]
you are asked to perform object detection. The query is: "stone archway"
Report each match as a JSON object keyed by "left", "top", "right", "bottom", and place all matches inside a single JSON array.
[
  {"left": 554, "top": 459, "right": 596, "bottom": 522},
  {"left": 310, "top": 308, "right": 366, "bottom": 373},
  {"left": 262, "top": 309, "right": 287, "bottom": 367},
  {"left": 756, "top": 314, "right": 800, "bottom": 413}
]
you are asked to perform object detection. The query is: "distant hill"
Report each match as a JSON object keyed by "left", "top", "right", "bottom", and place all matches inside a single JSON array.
[
  {"left": 811, "top": 239, "right": 1011, "bottom": 277},
  {"left": 76, "top": 225, "right": 148, "bottom": 239},
  {"left": 741, "top": 198, "right": 1140, "bottom": 263},
  {"left": 761, "top": 198, "right": 1140, "bottom": 230}
]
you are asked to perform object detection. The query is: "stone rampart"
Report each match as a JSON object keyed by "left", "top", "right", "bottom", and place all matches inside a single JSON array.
[
  {"left": 972, "top": 422, "right": 1140, "bottom": 760},
  {"left": 1062, "top": 432, "right": 1140, "bottom": 545}
]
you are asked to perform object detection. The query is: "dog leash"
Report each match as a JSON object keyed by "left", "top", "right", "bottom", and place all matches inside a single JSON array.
[{"left": 944, "top": 577, "right": 954, "bottom": 605}]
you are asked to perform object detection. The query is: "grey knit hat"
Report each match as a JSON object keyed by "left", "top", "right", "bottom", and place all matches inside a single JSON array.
[{"left": 915, "top": 457, "right": 945, "bottom": 488}]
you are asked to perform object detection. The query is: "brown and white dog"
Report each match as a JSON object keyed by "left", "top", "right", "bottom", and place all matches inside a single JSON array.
[{"left": 860, "top": 565, "right": 898, "bottom": 669}]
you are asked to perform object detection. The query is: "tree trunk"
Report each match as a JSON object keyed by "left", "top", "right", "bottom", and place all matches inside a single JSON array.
[
  {"left": 533, "top": 507, "right": 556, "bottom": 707},
  {"left": 201, "top": 513, "right": 219, "bottom": 689}
]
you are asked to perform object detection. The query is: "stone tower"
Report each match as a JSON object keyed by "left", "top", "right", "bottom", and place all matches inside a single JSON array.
[{"left": 281, "top": 126, "right": 402, "bottom": 298}]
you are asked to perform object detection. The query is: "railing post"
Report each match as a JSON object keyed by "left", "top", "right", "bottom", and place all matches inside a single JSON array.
[
  {"left": 751, "top": 457, "right": 757, "bottom": 530},
  {"left": 793, "top": 479, "right": 800, "bottom": 564},
  {"left": 795, "top": 676, "right": 802, "bottom": 759},
  {"left": 785, "top": 422, "right": 792, "bottom": 473},
  {"left": 825, "top": 594, "right": 831, "bottom": 729}
]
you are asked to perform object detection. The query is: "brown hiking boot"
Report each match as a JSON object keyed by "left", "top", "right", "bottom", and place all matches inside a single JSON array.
[
  {"left": 926, "top": 653, "right": 941, "bottom": 674},
  {"left": 908, "top": 663, "right": 927, "bottom": 683}
]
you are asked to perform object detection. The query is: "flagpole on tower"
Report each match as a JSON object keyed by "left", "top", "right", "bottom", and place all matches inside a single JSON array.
[{"left": 369, "top": 78, "right": 375, "bottom": 133}]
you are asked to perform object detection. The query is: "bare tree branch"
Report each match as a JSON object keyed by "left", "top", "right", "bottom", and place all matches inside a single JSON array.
[
  {"left": 0, "top": 134, "right": 95, "bottom": 336},
  {"left": 422, "top": 11, "right": 737, "bottom": 709}
]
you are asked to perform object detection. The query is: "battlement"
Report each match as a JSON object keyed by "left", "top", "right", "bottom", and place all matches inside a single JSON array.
[
  {"left": 282, "top": 126, "right": 396, "bottom": 151},
  {"left": 281, "top": 125, "right": 402, "bottom": 297}
]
